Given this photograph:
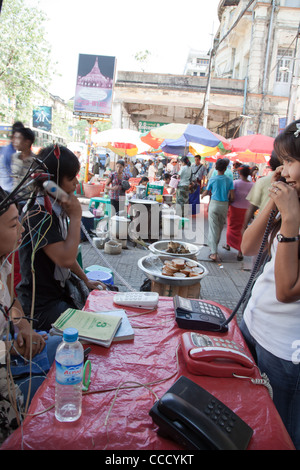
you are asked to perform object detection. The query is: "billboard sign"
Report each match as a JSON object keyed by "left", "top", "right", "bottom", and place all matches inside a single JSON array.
[
  {"left": 74, "top": 54, "right": 116, "bottom": 117},
  {"left": 33, "top": 106, "right": 52, "bottom": 132}
]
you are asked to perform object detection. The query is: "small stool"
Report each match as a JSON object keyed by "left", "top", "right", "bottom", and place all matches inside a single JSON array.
[
  {"left": 84, "top": 264, "right": 114, "bottom": 281},
  {"left": 179, "top": 217, "right": 190, "bottom": 228},
  {"left": 88, "top": 197, "right": 112, "bottom": 217},
  {"left": 86, "top": 270, "right": 114, "bottom": 286}
]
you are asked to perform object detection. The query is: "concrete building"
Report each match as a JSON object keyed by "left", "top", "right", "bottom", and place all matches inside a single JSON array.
[
  {"left": 105, "top": 1, "right": 300, "bottom": 140},
  {"left": 184, "top": 49, "right": 210, "bottom": 76},
  {"left": 213, "top": 0, "right": 300, "bottom": 136}
]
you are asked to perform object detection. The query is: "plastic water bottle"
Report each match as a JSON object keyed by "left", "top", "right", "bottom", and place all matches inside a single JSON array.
[{"left": 55, "top": 328, "right": 84, "bottom": 422}]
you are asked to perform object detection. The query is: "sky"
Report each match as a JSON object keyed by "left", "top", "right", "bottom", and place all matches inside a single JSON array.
[{"left": 27, "top": 0, "right": 220, "bottom": 101}]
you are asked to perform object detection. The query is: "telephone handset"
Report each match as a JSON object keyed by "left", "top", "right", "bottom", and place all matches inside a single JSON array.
[
  {"left": 174, "top": 296, "right": 228, "bottom": 333},
  {"left": 181, "top": 332, "right": 256, "bottom": 377},
  {"left": 149, "top": 376, "right": 253, "bottom": 450}
]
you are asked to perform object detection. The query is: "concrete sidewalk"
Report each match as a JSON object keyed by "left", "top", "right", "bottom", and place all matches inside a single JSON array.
[{"left": 79, "top": 199, "right": 253, "bottom": 324}]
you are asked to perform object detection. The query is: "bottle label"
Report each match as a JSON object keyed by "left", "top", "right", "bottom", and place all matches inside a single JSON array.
[{"left": 55, "top": 360, "right": 83, "bottom": 385}]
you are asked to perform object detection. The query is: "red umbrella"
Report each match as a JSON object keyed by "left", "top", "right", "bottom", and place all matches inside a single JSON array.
[
  {"left": 229, "top": 134, "right": 275, "bottom": 154},
  {"left": 225, "top": 150, "right": 270, "bottom": 164}
]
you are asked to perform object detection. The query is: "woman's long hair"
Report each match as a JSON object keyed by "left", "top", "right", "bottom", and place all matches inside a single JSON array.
[{"left": 268, "top": 120, "right": 300, "bottom": 255}]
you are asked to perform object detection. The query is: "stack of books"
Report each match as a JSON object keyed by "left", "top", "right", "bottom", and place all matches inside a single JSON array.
[{"left": 51, "top": 308, "right": 134, "bottom": 348}]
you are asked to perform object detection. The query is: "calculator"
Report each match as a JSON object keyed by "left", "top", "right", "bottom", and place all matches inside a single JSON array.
[
  {"left": 113, "top": 292, "right": 159, "bottom": 309},
  {"left": 173, "top": 296, "right": 228, "bottom": 333}
]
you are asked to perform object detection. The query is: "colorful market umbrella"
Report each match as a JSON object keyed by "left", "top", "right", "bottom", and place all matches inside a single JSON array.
[
  {"left": 229, "top": 134, "right": 275, "bottom": 154},
  {"left": 93, "top": 128, "right": 150, "bottom": 157},
  {"left": 141, "top": 123, "right": 231, "bottom": 153},
  {"left": 225, "top": 150, "right": 270, "bottom": 164}
]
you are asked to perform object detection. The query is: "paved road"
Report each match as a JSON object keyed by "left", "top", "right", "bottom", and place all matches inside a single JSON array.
[{"left": 80, "top": 200, "right": 254, "bottom": 324}]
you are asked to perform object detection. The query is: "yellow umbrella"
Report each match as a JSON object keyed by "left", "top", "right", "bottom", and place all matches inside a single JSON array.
[
  {"left": 190, "top": 142, "right": 221, "bottom": 157},
  {"left": 93, "top": 128, "right": 150, "bottom": 157}
]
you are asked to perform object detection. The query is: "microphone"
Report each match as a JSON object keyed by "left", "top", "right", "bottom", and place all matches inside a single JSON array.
[
  {"left": 31, "top": 172, "right": 52, "bottom": 180},
  {"left": 43, "top": 181, "right": 69, "bottom": 202}
]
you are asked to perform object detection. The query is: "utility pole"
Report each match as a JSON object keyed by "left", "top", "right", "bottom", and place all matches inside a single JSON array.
[{"left": 203, "top": 23, "right": 215, "bottom": 128}]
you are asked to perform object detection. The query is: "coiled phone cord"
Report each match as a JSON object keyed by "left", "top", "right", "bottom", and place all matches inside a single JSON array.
[{"left": 220, "top": 209, "right": 277, "bottom": 329}]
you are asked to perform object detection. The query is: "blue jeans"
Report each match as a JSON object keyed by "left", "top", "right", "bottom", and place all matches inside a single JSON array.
[
  {"left": 240, "top": 319, "right": 300, "bottom": 449},
  {"left": 14, "top": 334, "right": 62, "bottom": 405}
]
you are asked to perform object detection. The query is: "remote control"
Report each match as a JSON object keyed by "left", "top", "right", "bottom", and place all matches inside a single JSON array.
[
  {"left": 113, "top": 292, "right": 159, "bottom": 309},
  {"left": 43, "top": 181, "right": 69, "bottom": 202}
]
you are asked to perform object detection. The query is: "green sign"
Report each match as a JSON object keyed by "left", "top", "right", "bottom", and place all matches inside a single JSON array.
[{"left": 138, "top": 121, "right": 166, "bottom": 133}]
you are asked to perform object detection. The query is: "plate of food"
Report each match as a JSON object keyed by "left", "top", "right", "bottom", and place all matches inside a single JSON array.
[
  {"left": 138, "top": 254, "right": 208, "bottom": 286},
  {"left": 148, "top": 240, "right": 200, "bottom": 259}
]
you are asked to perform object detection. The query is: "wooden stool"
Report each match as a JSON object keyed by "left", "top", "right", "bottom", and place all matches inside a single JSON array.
[{"left": 151, "top": 280, "right": 201, "bottom": 299}]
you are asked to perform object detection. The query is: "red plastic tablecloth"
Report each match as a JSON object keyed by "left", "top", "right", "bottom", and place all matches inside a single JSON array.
[{"left": 1, "top": 291, "right": 295, "bottom": 450}]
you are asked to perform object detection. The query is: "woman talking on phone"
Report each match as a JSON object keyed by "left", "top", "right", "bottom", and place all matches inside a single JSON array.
[{"left": 240, "top": 120, "right": 300, "bottom": 449}]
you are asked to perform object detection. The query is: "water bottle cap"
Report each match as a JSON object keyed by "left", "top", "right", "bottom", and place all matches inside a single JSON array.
[{"left": 63, "top": 327, "right": 79, "bottom": 342}]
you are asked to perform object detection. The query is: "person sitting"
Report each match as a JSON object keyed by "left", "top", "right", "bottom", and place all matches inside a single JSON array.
[
  {"left": 163, "top": 173, "right": 172, "bottom": 194},
  {"left": 138, "top": 176, "right": 149, "bottom": 187},
  {"left": 16, "top": 145, "right": 101, "bottom": 332},
  {"left": 0, "top": 186, "right": 61, "bottom": 444}
]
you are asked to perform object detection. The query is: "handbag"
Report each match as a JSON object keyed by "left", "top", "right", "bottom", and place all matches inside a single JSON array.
[
  {"left": 121, "top": 180, "right": 131, "bottom": 191},
  {"left": 65, "top": 272, "right": 90, "bottom": 309},
  {"left": 189, "top": 165, "right": 202, "bottom": 193}
]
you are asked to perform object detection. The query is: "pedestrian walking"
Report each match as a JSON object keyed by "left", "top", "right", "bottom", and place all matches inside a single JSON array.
[
  {"left": 223, "top": 165, "right": 253, "bottom": 260},
  {"left": 201, "top": 158, "right": 234, "bottom": 261}
]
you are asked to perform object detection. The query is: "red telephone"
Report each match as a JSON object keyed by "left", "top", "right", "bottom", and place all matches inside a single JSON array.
[{"left": 181, "top": 332, "right": 256, "bottom": 378}]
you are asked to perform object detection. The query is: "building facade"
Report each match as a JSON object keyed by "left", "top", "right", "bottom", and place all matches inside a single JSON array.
[{"left": 213, "top": 0, "right": 300, "bottom": 136}]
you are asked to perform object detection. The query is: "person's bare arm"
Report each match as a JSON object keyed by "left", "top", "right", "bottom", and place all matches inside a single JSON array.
[
  {"left": 271, "top": 181, "right": 300, "bottom": 302},
  {"left": 241, "top": 197, "right": 276, "bottom": 257},
  {"left": 43, "top": 194, "right": 82, "bottom": 268}
]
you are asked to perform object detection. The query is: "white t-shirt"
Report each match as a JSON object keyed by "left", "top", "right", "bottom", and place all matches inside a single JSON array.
[{"left": 243, "top": 237, "right": 300, "bottom": 361}]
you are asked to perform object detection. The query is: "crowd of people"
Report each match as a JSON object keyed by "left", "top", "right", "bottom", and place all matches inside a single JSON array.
[{"left": 0, "top": 120, "right": 299, "bottom": 449}]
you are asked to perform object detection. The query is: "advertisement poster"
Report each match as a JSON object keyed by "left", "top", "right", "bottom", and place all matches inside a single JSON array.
[
  {"left": 74, "top": 54, "right": 116, "bottom": 116},
  {"left": 32, "top": 106, "right": 52, "bottom": 132}
]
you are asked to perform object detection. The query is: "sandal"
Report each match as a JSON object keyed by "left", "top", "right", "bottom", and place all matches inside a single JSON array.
[
  {"left": 237, "top": 253, "right": 244, "bottom": 261},
  {"left": 222, "top": 245, "right": 230, "bottom": 251},
  {"left": 208, "top": 254, "right": 218, "bottom": 262}
]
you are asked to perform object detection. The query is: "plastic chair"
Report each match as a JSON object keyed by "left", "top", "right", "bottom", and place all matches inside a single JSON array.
[
  {"left": 77, "top": 245, "right": 114, "bottom": 282},
  {"left": 88, "top": 197, "right": 112, "bottom": 217}
]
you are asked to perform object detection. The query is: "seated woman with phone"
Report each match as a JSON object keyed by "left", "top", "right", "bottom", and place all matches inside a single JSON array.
[
  {"left": 16, "top": 145, "right": 101, "bottom": 332},
  {"left": 240, "top": 120, "right": 300, "bottom": 449}
]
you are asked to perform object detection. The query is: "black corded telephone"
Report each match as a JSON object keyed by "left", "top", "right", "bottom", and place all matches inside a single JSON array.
[{"left": 149, "top": 376, "right": 253, "bottom": 450}]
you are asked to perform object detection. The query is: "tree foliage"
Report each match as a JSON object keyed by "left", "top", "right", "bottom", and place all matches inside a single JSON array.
[
  {"left": 0, "top": 0, "right": 54, "bottom": 121},
  {"left": 134, "top": 50, "right": 151, "bottom": 72}
]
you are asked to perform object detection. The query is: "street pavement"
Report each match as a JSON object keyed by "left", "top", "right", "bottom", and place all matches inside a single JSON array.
[{"left": 79, "top": 198, "right": 253, "bottom": 325}]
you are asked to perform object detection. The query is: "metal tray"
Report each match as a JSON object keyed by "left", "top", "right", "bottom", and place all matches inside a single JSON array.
[
  {"left": 148, "top": 240, "right": 200, "bottom": 259},
  {"left": 138, "top": 254, "right": 208, "bottom": 286}
]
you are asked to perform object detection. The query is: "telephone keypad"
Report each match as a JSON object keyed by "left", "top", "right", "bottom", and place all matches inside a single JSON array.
[
  {"left": 204, "top": 398, "right": 237, "bottom": 434},
  {"left": 191, "top": 301, "right": 225, "bottom": 320},
  {"left": 212, "top": 337, "right": 248, "bottom": 355}
]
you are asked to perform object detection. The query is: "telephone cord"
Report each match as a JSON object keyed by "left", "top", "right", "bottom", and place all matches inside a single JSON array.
[
  {"left": 233, "top": 372, "right": 273, "bottom": 400},
  {"left": 221, "top": 209, "right": 277, "bottom": 328}
]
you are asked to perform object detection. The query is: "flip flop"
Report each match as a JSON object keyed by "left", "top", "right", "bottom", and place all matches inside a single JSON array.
[
  {"left": 222, "top": 245, "right": 230, "bottom": 251},
  {"left": 208, "top": 254, "right": 217, "bottom": 262}
]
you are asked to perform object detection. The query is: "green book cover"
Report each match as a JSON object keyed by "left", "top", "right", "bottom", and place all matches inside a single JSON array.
[{"left": 52, "top": 308, "right": 122, "bottom": 347}]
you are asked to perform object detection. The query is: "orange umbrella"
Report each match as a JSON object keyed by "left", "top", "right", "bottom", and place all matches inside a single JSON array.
[
  {"left": 229, "top": 134, "right": 274, "bottom": 154},
  {"left": 225, "top": 150, "right": 270, "bottom": 164}
]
